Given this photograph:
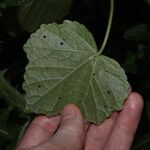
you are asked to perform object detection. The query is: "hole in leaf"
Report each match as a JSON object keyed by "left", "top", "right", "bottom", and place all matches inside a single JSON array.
[
  {"left": 38, "top": 85, "right": 41, "bottom": 88},
  {"left": 60, "top": 42, "right": 64, "bottom": 45},
  {"left": 107, "top": 91, "right": 110, "bottom": 94},
  {"left": 43, "top": 36, "right": 46, "bottom": 38}
]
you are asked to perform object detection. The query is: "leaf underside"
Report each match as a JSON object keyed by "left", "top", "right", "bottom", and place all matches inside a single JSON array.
[{"left": 23, "top": 20, "right": 129, "bottom": 124}]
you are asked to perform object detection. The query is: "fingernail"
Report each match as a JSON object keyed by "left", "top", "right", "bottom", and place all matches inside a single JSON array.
[{"left": 127, "top": 92, "right": 144, "bottom": 112}]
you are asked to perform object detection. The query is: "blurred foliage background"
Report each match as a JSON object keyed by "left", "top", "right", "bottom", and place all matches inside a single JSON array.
[{"left": 0, "top": 0, "right": 150, "bottom": 149}]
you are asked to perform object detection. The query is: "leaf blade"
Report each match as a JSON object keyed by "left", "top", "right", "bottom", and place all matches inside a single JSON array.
[{"left": 23, "top": 20, "right": 129, "bottom": 124}]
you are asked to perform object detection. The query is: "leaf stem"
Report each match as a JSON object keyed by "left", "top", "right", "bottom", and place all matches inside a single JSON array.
[{"left": 98, "top": 0, "right": 114, "bottom": 55}]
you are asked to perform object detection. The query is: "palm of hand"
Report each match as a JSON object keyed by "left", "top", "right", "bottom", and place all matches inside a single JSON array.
[{"left": 17, "top": 92, "right": 143, "bottom": 150}]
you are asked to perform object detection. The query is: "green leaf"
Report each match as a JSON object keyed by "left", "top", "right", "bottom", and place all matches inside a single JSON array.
[
  {"left": 124, "top": 24, "right": 150, "bottom": 43},
  {"left": 0, "top": 0, "right": 19, "bottom": 8},
  {"left": 0, "top": 71, "right": 25, "bottom": 110},
  {"left": 17, "top": 0, "right": 72, "bottom": 32},
  {"left": 23, "top": 20, "right": 129, "bottom": 124},
  {"left": 123, "top": 49, "right": 144, "bottom": 74}
]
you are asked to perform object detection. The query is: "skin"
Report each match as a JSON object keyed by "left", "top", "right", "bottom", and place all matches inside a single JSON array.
[{"left": 16, "top": 92, "right": 143, "bottom": 150}]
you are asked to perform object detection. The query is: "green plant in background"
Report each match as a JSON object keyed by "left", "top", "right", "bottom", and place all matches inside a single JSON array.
[
  {"left": 123, "top": 22, "right": 150, "bottom": 150},
  {"left": 0, "top": 71, "right": 25, "bottom": 109},
  {"left": 17, "top": 0, "right": 72, "bottom": 32},
  {"left": 0, "top": 0, "right": 19, "bottom": 8},
  {"left": 0, "top": 0, "right": 72, "bottom": 33}
]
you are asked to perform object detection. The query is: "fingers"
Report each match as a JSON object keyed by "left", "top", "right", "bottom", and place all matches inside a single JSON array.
[
  {"left": 85, "top": 123, "right": 90, "bottom": 132},
  {"left": 36, "top": 104, "right": 85, "bottom": 150},
  {"left": 16, "top": 115, "right": 60, "bottom": 149},
  {"left": 104, "top": 92, "right": 144, "bottom": 150},
  {"left": 85, "top": 112, "right": 118, "bottom": 150},
  {"left": 17, "top": 91, "right": 142, "bottom": 150}
]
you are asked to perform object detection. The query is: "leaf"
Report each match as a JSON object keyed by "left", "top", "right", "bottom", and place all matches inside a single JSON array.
[
  {"left": 123, "top": 49, "right": 144, "bottom": 74},
  {"left": 124, "top": 24, "right": 150, "bottom": 43},
  {"left": 0, "top": 0, "right": 19, "bottom": 8},
  {"left": 0, "top": 105, "right": 30, "bottom": 149},
  {"left": 17, "top": 0, "right": 72, "bottom": 32},
  {"left": 23, "top": 20, "right": 129, "bottom": 124},
  {"left": 0, "top": 107, "right": 20, "bottom": 149},
  {"left": 0, "top": 71, "right": 25, "bottom": 110}
]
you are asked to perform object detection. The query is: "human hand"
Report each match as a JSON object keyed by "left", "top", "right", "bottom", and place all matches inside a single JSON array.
[{"left": 16, "top": 92, "right": 143, "bottom": 150}]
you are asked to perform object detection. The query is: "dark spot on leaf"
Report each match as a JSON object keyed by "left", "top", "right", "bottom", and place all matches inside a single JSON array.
[
  {"left": 38, "top": 85, "right": 41, "bottom": 88},
  {"left": 59, "top": 97, "right": 61, "bottom": 100},
  {"left": 43, "top": 35, "right": 46, "bottom": 38},
  {"left": 63, "top": 39, "right": 66, "bottom": 41},
  {"left": 104, "top": 105, "right": 106, "bottom": 108},
  {"left": 107, "top": 91, "right": 110, "bottom": 94},
  {"left": 60, "top": 42, "right": 63, "bottom": 45},
  {"left": 93, "top": 73, "right": 95, "bottom": 76}
]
